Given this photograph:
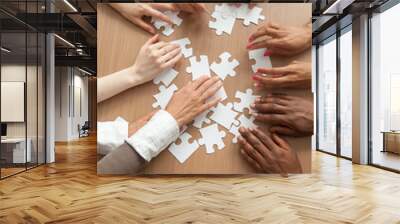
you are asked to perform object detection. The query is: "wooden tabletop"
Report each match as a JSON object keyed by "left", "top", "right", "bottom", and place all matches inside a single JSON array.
[{"left": 97, "top": 3, "right": 312, "bottom": 174}]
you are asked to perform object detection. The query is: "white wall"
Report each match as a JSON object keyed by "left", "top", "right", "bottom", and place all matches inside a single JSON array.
[{"left": 54, "top": 67, "right": 89, "bottom": 141}]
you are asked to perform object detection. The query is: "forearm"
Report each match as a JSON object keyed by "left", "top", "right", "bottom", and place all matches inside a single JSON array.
[
  {"left": 97, "top": 143, "right": 146, "bottom": 175},
  {"left": 97, "top": 66, "right": 144, "bottom": 102}
]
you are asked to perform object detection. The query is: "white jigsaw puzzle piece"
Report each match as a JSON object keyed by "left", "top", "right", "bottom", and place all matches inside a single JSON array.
[
  {"left": 168, "top": 132, "right": 199, "bottom": 163},
  {"left": 210, "top": 102, "right": 240, "bottom": 130},
  {"left": 233, "top": 89, "right": 259, "bottom": 112},
  {"left": 238, "top": 6, "right": 265, "bottom": 26},
  {"left": 170, "top": 38, "right": 193, "bottom": 58},
  {"left": 152, "top": 11, "right": 182, "bottom": 36},
  {"left": 208, "top": 10, "right": 236, "bottom": 35},
  {"left": 153, "top": 68, "right": 178, "bottom": 86},
  {"left": 193, "top": 109, "right": 212, "bottom": 129},
  {"left": 210, "top": 52, "right": 239, "bottom": 80},
  {"left": 198, "top": 123, "right": 226, "bottom": 154},
  {"left": 229, "top": 114, "right": 257, "bottom": 143},
  {"left": 152, "top": 84, "right": 178, "bottom": 109},
  {"left": 186, "top": 55, "right": 211, "bottom": 80},
  {"left": 249, "top": 48, "right": 272, "bottom": 73}
]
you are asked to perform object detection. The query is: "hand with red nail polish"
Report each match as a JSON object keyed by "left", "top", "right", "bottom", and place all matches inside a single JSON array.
[
  {"left": 247, "top": 21, "right": 312, "bottom": 56},
  {"left": 252, "top": 61, "right": 311, "bottom": 90}
]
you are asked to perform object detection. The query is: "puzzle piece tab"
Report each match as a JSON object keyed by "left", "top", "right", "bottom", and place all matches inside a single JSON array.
[
  {"left": 198, "top": 123, "right": 226, "bottom": 154},
  {"left": 210, "top": 52, "right": 239, "bottom": 80},
  {"left": 153, "top": 68, "right": 178, "bottom": 86},
  {"left": 152, "top": 11, "right": 182, "bottom": 36},
  {"left": 229, "top": 114, "right": 257, "bottom": 143},
  {"left": 168, "top": 132, "right": 199, "bottom": 163},
  {"left": 210, "top": 102, "right": 240, "bottom": 130},
  {"left": 152, "top": 84, "right": 178, "bottom": 109},
  {"left": 170, "top": 38, "right": 193, "bottom": 58},
  {"left": 233, "top": 89, "right": 258, "bottom": 113},
  {"left": 186, "top": 55, "right": 211, "bottom": 80},
  {"left": 249, "top": 48, "right": 272, "bottom": 73}
]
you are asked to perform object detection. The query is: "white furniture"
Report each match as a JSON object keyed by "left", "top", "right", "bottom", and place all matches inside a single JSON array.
[{"left": 1, "top": 138, "right": 31, "bottom": 163}]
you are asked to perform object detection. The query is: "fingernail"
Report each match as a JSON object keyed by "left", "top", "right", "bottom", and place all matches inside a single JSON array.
[
  {"left": 246, "top": 43, "right": 253, "bottom": 49},
  {"left": 253, "top": 83, "right": 259, "bottom": 87},
  {"left": 250, "top": 103, "right": 255, "bottom": 108},
  {"left": 264, "top": 50, "right": 272, "bottom": 57},
  {"left": 256, "top": 97, "right": 261, "bottom": 102}
]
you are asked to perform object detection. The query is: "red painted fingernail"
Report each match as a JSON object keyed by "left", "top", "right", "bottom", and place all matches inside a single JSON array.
[
  {"left": 264, "top": 50, "right": 272, "bottom": 57},
  {"left": 246, "top": 43, "right": 253, "bottom": 49}
]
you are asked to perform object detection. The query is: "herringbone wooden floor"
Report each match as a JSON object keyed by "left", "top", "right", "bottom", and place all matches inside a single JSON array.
[{"left": 1, "top": 135, "right": 400, "bottom": 224}]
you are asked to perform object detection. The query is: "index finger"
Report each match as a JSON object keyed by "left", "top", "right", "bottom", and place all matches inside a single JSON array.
[{"left": 147, "top": 7, "right": 173, "bottom": 24}]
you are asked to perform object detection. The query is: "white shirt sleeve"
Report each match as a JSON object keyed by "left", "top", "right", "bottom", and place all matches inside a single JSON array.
[
  {"left": 125, "top": 110, "right": 180, "bottom": 162},
  {"left": 97, "top": 117, "right": 128, "bottom": 155}
]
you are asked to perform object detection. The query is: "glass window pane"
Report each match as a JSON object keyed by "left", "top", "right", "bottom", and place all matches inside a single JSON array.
[
  {"left": 340, "top": 28, "right": 352, "bottom": 158},
  {"left": 317, "top": 36, "right": 337, "bottom": 154},
  {"left": 1, "top": 31, "right": 28, "bottom": 177},
  {"left": 371, "top": 4, "right": 400, "bottom": 171}
]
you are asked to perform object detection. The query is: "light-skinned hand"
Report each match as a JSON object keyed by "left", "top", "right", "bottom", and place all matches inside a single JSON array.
[
  {"left": 252, "top": 61, "right": 311, "bottom": 89},
  {"left": 247, "top": 22, "right": 311, "bottom": 56},
  {"left": 132, "top": 35, "right": 182, "bottom": 82},
  {"left": 110, "top": 3, "right": 176, "bottom": 34},
  {"left": 166, "top": 76, "right": 222, "bottom": 129}
]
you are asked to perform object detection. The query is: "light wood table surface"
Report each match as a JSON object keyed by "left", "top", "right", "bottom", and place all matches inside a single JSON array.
[{"left": 97, "top": 3, "right": 312, "bottom": 174}]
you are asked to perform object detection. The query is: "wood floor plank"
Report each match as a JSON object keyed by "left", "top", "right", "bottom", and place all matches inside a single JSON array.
[{"left": 1, "top": 135, "right": 400, "bottom": 224}]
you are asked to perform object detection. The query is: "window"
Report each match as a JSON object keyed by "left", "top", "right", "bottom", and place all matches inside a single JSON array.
[
  {"left": 339, "top": 27, "right": 352, "bottom": 158},
  {"left": 317, "top": 36, "right": 337, "bottom": 154},
  {"left": 370, "top": 3, "right": 400, "bottom": 171}
]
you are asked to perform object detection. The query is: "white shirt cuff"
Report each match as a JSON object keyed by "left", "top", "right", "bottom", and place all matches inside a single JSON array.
[
  {"left": 97, "top": 117, "right": 128, "bottom": 155},
  {"left": 126, "top": 110, "right": 179, "bottom": 162}
]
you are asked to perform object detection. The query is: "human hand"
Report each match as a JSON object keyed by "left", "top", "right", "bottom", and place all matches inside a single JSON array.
[
  {"left": 132, "top": 35, "right": 182, "bottom": 83},
  {"left": 110, "top": 3, "right": 176, "bottom": 34},
  {"left": 251, "top": 94, "right": 313, "bottom": 137},
  {"left": 170, "top": 3, "right": 207, "bottom": 13},
  {"left": 252, "top": 61, "right": 311, "bottom": 89},
  {"left": 247, "top": 22, "right": 311, "bottom": 56},
  {"left": 128, "top": 111, "right": 157, "bottom": 136},
  {"left": 166, "top": 76, "right": 222, "bottom": 128},
  {"left": 238, "top": 127, "right": 302, "bottom": 176}
]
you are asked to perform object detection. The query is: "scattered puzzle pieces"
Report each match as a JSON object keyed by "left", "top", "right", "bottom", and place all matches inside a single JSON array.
[
  {"left": 210, "top": 102, "right": 240, "bottom": 130},
  {"left": 170, "top": 38, "right": 193, "bottom": 58},
  {"left": 198, "top": 123, "right": 226, "bottom": 154},
  {"left": 186, "top": 55, "right": 211, "bottom": 80},
  {"left": 249, "top": 48, "right": 272, "bottom": 72},
  {"left": 233, "top": 89, "right": 258, "bottom": 113},
  {"left": 168, "top": 132, "right": 199, "bottom": 163},
  {"left": 193, "top": 109, "right": 212, "bottom": 129},
  {"left": 153, "top": 68, "right": 178, "bottom": 86},
  {"left": 152, "top": 84, "right": 178, "bottom": 109},
  {"left": 152, "top": 10, "right": 182, "bottom": 36},
  {"left": 229, "top": 114, "right": 257, "bottom": 143},
  {"left": 210, "top": 52, "right": 239, "bottom": 80}
]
